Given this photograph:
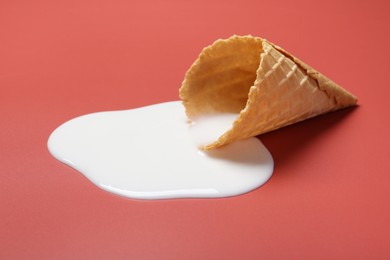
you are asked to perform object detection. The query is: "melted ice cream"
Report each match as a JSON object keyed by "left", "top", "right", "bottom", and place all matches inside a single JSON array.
[{"left": 48, "top": 101, "right": 273, "bottom": 200}]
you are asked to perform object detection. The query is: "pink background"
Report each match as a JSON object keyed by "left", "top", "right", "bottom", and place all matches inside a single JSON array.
[{"left": 1, "top": 0, "right": 389, "bottom": 259}]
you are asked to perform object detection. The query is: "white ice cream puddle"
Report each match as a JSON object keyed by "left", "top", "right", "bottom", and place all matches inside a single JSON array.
[
  {"left": 48, "top": 101, "right": 274, "bottom": 200},
  {"left": 189, "top": 113, "right": 238, "bottom": 148}
]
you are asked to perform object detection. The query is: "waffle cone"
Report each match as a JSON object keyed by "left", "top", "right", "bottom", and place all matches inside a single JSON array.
[{"left": 179, "top": 35, "right": 357, "bottom": 150}]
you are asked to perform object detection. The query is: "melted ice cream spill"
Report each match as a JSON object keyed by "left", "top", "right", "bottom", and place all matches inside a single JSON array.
[
  {"left": 48, "top": 101, "right": 273, "bottom": 200},
  {"left": 189, "top": 113, "right": 238, "bottom": 148}
]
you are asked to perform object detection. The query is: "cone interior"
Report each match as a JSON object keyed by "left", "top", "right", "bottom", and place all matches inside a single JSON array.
[{"left": 180, "top": 36, "right": 264, "bottom": 116}]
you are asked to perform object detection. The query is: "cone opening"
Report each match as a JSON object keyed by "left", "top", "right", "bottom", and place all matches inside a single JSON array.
[{"left": 180, "top": 36, "right": 264, "bottom": 117}]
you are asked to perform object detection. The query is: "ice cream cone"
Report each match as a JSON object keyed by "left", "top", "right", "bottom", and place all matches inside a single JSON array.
[{"left": 179, "top": 35, "right": 357, "bottom": 150}]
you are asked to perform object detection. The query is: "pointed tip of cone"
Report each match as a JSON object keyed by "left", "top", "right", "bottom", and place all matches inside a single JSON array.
[{"left": 265, "top": 40, "right": 358, "bottom": 108}]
